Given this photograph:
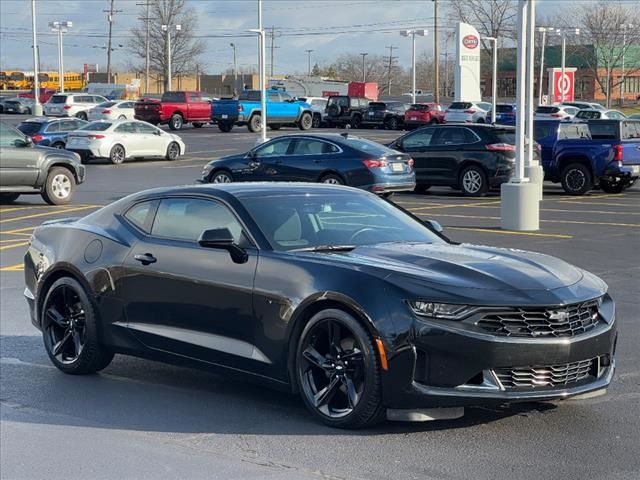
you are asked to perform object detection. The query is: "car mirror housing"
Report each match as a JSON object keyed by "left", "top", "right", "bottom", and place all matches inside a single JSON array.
[
  {"left": 24, "top": 136, "right": 34, "bottom": 147},
  {"left": 424, "top": 219, "right": 443, "bottom": 233},
  {"left": 198, "top": 228, "right": 248, "bottom": 264}
]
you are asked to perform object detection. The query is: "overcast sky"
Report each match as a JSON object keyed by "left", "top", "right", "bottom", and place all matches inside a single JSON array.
[{"left": 0, "top": 0, "right": 613, "bottom": 75}]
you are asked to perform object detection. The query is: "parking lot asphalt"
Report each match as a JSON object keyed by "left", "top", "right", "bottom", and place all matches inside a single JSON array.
[{"left": 1, "top": 113, "right": 639, "bottom": 480}]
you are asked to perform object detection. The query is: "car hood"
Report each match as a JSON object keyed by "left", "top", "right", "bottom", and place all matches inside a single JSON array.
[{"left": 310, "top": 242, "right": 584, "bottom": 291}]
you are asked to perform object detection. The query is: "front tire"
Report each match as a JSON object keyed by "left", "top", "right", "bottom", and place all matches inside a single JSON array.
[
  {"left": 599, "top": 179, "right": 625, "bottom": 194},
  {"left": 168, "top": 114, "right": 184, "bottom": 130},
  {"left": 41, "top": 277, "right": 114, "bottom": 375},
  {"left": 459, "top": 165, "right": 488, "bottom": 196},
  {"left": 298, "top": 112, "right": 313, "bottom": 130},
  {"left": 41, "top": 167, "right": 75, "bottom": 205},
  {"left": 414, "top": 184, "right": 431, "bottom": 194},
  {"left": 109, "top": 144, "right": 126, "bottom": 165},
  {"left": 561, "top": 163, "right": 592, "bottom": 195},
  {"left": 218, "top": 122, "right": 233, "bottom": 133},
  {"left": 296, "top": 309, "right": 384, "bottom": 429},
  {"left": 209, "top": 170, "right": 233, "bottom": 184},
  {"left": 248, "top": 114, "right": 261, "bottom": 133},
  {"left": 165, "top": 141, "right": 180, "bottom": 161},
  {"left": 51, "top": 142, "right": 65, "bottom": 149},
  {"left": 312, "top": 113, "right": 322, "bottom": 128},
  {"left": 269, "top": 124, "right": 282, "bottom": 131}
]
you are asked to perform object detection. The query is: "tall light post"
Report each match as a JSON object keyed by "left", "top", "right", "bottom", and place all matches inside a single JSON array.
[
  {"left": 49, "top": 21, "right": 72, "bottom": 93},
  {"left": 483, "top": 36, "right": 498, "bottom": 123},
  {"left": 400, "top": 29, "right": 427, "bottom": 104},
  {"left": 556, "top": 28, "right": 580, "bottom": 104},
  {"left": 536, "top": 27, "right": 554, "bottom": 105},
  {"left": 248, "top": 0, "right": 267, "bottom": 144},
  {"left": 161, "top": 23, "right": 181, "bottom": 92},
  {"left": 620, "top": 23, "right": 634, "bottom": 103},
  {"left": 360, "top": 52, "right": 368, "bottom": 82},
  {"left": 31, "top": 0, "right": 42, "bottom": 115},
  {"left": 230, "top": 42, "right": 238, "bottom": 94},
  {"left": 305, "top": 49, "right": 314, "bottom": 76}
]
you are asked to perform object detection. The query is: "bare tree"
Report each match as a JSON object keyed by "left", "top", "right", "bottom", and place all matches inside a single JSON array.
[
  {"left": 129, "top": 0, "right": 205, "bottom": 91},
  {"left": 575, "top": 1, "right": 640, "bottom": 107}
]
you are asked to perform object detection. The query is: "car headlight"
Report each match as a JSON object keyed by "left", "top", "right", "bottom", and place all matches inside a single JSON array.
[
  {"left": 407, "top": 301, "right": 474, "bottom": 320},
  {"left": 201, "top": 164, "right": 213, "bottom": 177}
]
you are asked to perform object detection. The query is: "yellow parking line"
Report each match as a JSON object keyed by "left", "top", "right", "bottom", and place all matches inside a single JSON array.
[
  {"left": 409, "top": 200, "right": 500, "bottom": 211},
  {"left": 1, "top": 226, "right": 36, "bottom": 234},
  {"left": 421, "top": 212, "right": 640, "bottom": 228},
  {"left": 0, "top": 263, "right": 24, "bottom": 272},
  {"left": 550, "top": 194, "right": 626, "bottom": 201},
  {"left": 0, "top": 205, "right": 100, "bottom": 224},
  {"left": 0, "top": 206, "right": 51, "bottom": 214},
  {"left": 558, "top": 200, "right": 637, "bottom": 207},
  {"left": 460, "top": 205, "right": 640, "bottom": 216},
  {"left": 0, "top": 241, "right": 29, "bottom": 251},
  {"left": 445, "top": 226, "right": 573, "bottom": 239}
]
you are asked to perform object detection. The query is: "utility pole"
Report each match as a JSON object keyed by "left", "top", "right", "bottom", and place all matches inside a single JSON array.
[
  {"left": 269, "top": 26, "right": 280, "bottom": 79},
  {"left": 31, "top": 0, "right": 42, "bottom": 115},
  {"left": 536, "top": 27, "right": 554, "bottom": 105},
  {"left": 104, "top": 0, "right": 122, "bottom": 82},
  {"left": 360, "top": 53, "right": 368, "bottom": 82},
  {"left": 433, "top": 0, "right": 439, "bottom": 104},
  {"left": 230, "top": 43, "right": 238, "bottom": 94},
  {"left": 162, "top": 24, "right": 181, "bottom": 92},
  {"left": 137, "top": 1, "right": 153, "bottom": 94},
  {"left": 305, "top": 49, "right": 314, "bottom": 76},
  {"left": 50, "top": 21, "right": 72, "bottom": 93},
  {"left": 385, "top": 45, "right": 397, "bottom": 95}
]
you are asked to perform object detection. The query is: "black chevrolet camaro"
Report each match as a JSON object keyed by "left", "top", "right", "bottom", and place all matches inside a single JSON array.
[{"left": 25, "top": 184, "right": 616, "bottom": 428}]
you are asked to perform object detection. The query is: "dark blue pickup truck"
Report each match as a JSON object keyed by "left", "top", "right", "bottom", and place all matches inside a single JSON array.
[
  {"left": 534, "top": 119, "right": 640, "bottom": 194},
  {"left": 211, "top": 90, "right": 313, "bottom": 133}
]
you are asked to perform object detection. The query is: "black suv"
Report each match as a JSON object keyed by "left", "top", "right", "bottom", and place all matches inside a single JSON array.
[
  {"left": 325, "top": 96, "right": 370, "bottom": 128},
  {"left": 389, "top": 124, "right": 526, "bottom": 196},
  {"left": 361, "top": 101, "right": 410, "bottom": 130}
]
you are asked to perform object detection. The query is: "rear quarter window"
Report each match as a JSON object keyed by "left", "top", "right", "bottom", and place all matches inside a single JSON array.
[
  {"left": 622, "top": 122, "right": 640, "bottom": 140},
  {"left": 161, "top": 92, "right": 186, "bottom": 102},
  {"left": 49, "top": 95, "right": 68, "bottom": 104},
  {"left": 559, "top": 124, "right": 591, "bottom": 139},
  {"left": 17, "top": 122, "right": 44, "bottom": 135},
  {"left": 124, "top": 201, "right": 157, "bottom": 233},
  {"left": 588, "top": 123, "right": 618, "bottom": 140}
]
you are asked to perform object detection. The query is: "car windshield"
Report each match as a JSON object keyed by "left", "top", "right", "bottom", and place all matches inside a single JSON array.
[
  {"left": 49, "top": 95, "right": 68, "bottom": 104},
  {"left": 536, "top": 106, "right": 559, "bottom": 114},
  {"left": 240, "top": 193, "right": 445, "bottom": 251},
  {"left": 409, "top": 104, "right": 430, "bottom": 111},
  {"left": 17, "top": 122, "right": 43, "bottom": 135},
  {"left": 80, "top": 121, "right": 112, "bottom": 131}
]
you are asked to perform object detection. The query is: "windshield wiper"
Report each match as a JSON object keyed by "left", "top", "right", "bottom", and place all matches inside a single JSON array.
[{"left": 291, "top": 244, "right": 357, "bottom": 253}]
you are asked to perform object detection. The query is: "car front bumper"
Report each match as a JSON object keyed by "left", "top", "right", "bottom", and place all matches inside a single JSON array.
[
  {"left": 365, "top": 180, "right": 416, "bottom": 194},
  {"left": 381, "top": 306, "right": 617, "bottom": 409}
]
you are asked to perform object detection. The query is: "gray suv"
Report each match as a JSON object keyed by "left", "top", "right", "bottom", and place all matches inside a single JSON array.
[{"left": 0, "top": 121, "right": 86, "bottom": 205}]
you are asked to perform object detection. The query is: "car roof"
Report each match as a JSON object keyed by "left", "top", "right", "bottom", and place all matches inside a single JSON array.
[{"left": 430, "top": 123, "right": 515, "bottom": 130}]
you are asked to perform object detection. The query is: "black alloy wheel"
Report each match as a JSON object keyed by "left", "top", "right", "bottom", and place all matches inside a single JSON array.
[
  {"left": 386, "top": 117, "right": 399, "bottom": 130},
  {"left": 320, "top": 173, "right": 344, "bottom": 185},
  {"left": 42, "top": 277, "right": 114, "bottom": 374},
  {"left": 561, "top": 163, "right": 593, "bottom": 195},
  {"left": 312, "top": 113, "right": 322, "bottom": 128},
  {"left": 169, "top": 114, "right": 184, "bottom": 130},
  {"left": 296, "top": 309, "right": 384, "bottom": 428},
  {"left": 51, "top": 142, "right": 65, "bottom": 149},
  {"left": 165, "top": 141, "right": 180, "bottom": 161},
  {"left": 351, "top": 115, "right": 362, "bottom": 129},
  {"left": 599, "top": 179, "right": 626, "bottom": 194}
]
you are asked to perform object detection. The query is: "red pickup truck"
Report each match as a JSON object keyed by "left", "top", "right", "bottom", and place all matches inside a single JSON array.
[{"left": 134, "top": 91, "right": 211, "bottom": 130}]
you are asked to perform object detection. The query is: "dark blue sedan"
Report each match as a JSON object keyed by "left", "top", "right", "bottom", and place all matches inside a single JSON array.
[
  {"left": 17, "top": 117, "right": 88, "bottom": 149},
  {"left": 199, "top": 133, "right": 416, "bottom": 195}
]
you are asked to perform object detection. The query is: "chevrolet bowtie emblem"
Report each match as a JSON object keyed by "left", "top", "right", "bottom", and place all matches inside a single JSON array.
[{"left": 548, "top": 310, "right": 569, "bottom": 322}]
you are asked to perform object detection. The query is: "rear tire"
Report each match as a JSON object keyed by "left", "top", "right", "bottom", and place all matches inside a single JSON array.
[
  {"left": 218, "top": 122, "right": 233, "bottom": 133},
  {"left": 295, "top": 309, "right": 385, "bottom": 429},
  {"left": 76, "top": 112, "right": 88, "bottom": 121},
  {"left": 561, "top": 163, "right": 592, "bottom": 196},
  {"left": 248, "top": 114, "right": 261, "bottom": 133},
  {"left": 312, "top": 113, "right": 322, "bottom": 128},
  {"left": 41, "top": 167, "right": 75, "bottom": 205},
  {"left": 0, "top": 193, "right": 20, "bottom": 204},
  {"left": 168, "top": 114, "right": 184, "bottom": 130},
  {"left": 385, "top": 117, "right": 399, "bottom": 130},
  {"left": 320, "top": 173, "right": 344, "bottom": 185},
  {"left": 109, "top": 144, "right": 126, "bottom": 165},
  {"left": 41, "top": 277, "right": 114, "bottom": 375},
  {"left": 51, "top": 142, "right": 65, "bottom": 149},
  {"left": 459, "top": 165, "right": 488, "bottom": 196},
  {"left": 298, "top": 112, "right": 313, "bottom": 130},
  {"left": 599, "top": 179, "right": 625, "bottom": 194},
  {"left": 165, "top": 141, "right": 180, "bottom": 161}
]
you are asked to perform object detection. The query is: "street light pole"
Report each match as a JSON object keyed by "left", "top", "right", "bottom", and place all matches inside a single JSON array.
[
  {"left": 483, "top": 37, "right": 497, "bottom": 124},
  {"left": 230, "top": 43, "right": 238, "bottom": 95},
  {"left": 31, "top": 0, "right": 42, "bottom": 115},
  {"left": 433, "top": 0, "right": 439, "bottom": 105},
  {"left": 49, "top": 21, "right": 72, "bottom": 93},
  {"left": 536, "top": 27, "right": 553, "bottom": 106},
  {"left": 360, "top": 53, "right": 368, "bottom": 82},
  {"left": 305, "top": 49, "right": 314, "bottom": 76},
  {"left": 248, "top": 0, "right": 267, "bottom": 143},
  {"left": 401, "top": 29, "right": 426, "bottom": 105},
  {"left": 162, "top": 24, "right": 181, "bottom": 92},
  {"left": 557, "top": 28, "right": 579, "bottom": 104}
]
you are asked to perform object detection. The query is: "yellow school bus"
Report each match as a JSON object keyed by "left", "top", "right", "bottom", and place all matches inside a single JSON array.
[{"left": 35, "top": 72, "right": 84, "bottom": 91}]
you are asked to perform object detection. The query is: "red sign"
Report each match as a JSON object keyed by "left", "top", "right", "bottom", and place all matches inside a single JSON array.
[
  {"left": 322, "top": 91, "right": 340, "bottom": 97},
  {"left": 552, "top": 70, "right": 575, "bottom": 103},
  {"left": 462, "top": 35, "right": 479, "bottom": 49}
]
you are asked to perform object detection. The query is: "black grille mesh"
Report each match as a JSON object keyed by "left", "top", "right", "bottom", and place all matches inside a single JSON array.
[{"left": 495, "top": 359, "right": 596, "bottom": 389}]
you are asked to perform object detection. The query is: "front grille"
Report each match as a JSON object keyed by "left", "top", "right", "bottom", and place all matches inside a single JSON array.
[
  {"left": 494, "top": 358, "right": 596, "bottom": 389},
  {"left": 476, "top": 299, "right": 600, "bottom": 338}
]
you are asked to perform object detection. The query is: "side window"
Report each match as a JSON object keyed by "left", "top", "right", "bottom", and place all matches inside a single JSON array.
[
  {"left": 93, "top": 96, "right": 105, "bottom": 104},
  {"left": 622, "top": 122, "right": 640, "bottom": 139},
  {"left": 124, "top": 200, "right": 157, "bottom": 233},
  {"left": 280, "top": 92, "right": 293, "bottom": 102},
  {"left": 115, "top": 122, "right": 136, "bottom": 133},
  {"left": 588, "top": 123, "right": 617, "bottom": 140},
  {"left": 188, "top": 93, "right": 200, "bottom": 102},
  {"left": 534, "top": 124, "right": 552, "bottom": 141},
  {"left": 402, "top": 128, "right": 435, "bottom": 150},
  {"left": 293, "top": 139, "right": 338, "bottom": 155},
  {"left": 254, "top": 138, "right": 293, "bottom": 157},
  {"left": 0, "top": 123, "right": 25, "bottom": 147},
  {"left": 462, "top": 128, "right": 480, "bottom": 143},
  {"left": 135, "top": 122, "right": 158, "bottom": 134},
  {"left": 151, "top": 198, "right": 243, "bottom": 243},
  {"left": 432, "top": 127, "right": 468, "bottom": 146},
  {"left": 45, "top": 122, "right": 61, "bottom": 133},
  {"left": 59, "top": 120, "right": 78, "bottom": 132},
  {"left": 268, "top": 92, "right": 280, "bottom": 102},
  {"left": 73, "top": 120, "right": 87, "bottom": 129},
  {"left": 121, "top": 102, "right": 135, "bottom": 109}
]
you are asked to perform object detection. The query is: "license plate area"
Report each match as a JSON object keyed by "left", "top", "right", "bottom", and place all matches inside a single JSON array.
[
  {"left": 221, "top": 114, "right": 228, "bottom": 119},
  {"left": 391, "top": 162, "right": 404, "bottom": 172}
]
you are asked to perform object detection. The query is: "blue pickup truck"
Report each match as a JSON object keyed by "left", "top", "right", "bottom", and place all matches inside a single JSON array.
[
  {"left": 534, "top": 119, "right": 640, "bottom": 194},
  {"left": 211, "top": 90, "right": 314, "bottom": 133}
]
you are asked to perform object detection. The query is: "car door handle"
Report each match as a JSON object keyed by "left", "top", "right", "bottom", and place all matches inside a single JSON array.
[{"left": 134, "top": 253, "right": 157, "bottom": 265}]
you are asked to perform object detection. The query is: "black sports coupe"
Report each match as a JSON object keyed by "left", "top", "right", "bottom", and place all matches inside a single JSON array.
[{"left": 25, "top": 184, "right": 617, "bottom": 428}]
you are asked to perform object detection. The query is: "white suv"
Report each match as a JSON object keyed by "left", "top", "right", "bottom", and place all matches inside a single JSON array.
[{"left": 44, "top": 94, "right": 109, "bottom": 120}]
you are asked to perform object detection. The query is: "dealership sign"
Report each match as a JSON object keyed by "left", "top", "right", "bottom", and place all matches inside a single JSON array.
[
  {"left": 454, "top": 23, "right": 481, "bottom": 102},
  {"left": 547, "top": 67, "right": 576, "bottom": 103}
]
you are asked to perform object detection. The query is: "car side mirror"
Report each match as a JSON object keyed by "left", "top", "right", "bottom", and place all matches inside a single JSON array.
[
  {"left": 154, "top": 130, "right": 162, "bottom": 135},
  {"left": 424, "top": 220, "right": 443, "bottom": 233},
  {"left": 198, "top": 228, "right": 248, "bottom": 264},
  {"left": 16, "top": 137, "right": 33, "bottom": 148},
  {"left": 394, "top": 140, "right": 403, "bottom": 150}
]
